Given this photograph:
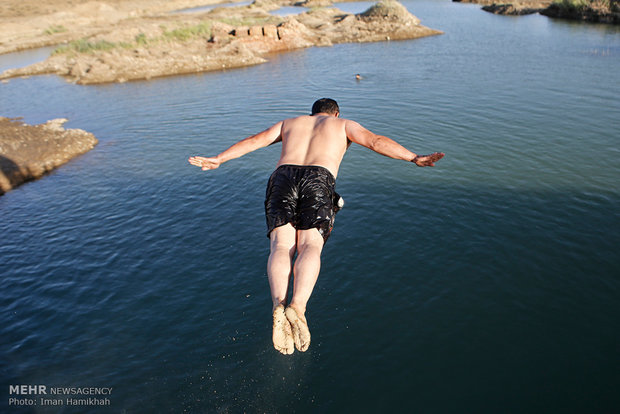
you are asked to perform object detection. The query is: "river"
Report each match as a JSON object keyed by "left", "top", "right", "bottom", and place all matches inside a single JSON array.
[{"left": 1, "top": 0, "right": 619, "bottom": 412}]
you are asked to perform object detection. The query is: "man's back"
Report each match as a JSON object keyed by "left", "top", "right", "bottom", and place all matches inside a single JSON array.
[{"left": 277, "top": 114, "right": 348, "bottom": 178}]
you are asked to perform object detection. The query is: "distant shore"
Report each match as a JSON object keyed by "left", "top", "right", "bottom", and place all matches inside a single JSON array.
[
  {"left": 454, "top": 0, "right": 620, "bottom": 22},
  {"left": 0, "top": 0, "right": 441, "bottom": 85}
]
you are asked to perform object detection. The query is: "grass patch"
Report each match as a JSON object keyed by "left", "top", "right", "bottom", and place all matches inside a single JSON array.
[
  {"left": 135, "top": 33, "right": 149, "bottom": 46},
  {"left": 52, "top": 22, "right": 213, "bottom": 56},
  {"left": 43, "top": 25, "right": 67, "bottom": 35},
  {"left": 161, "top": 22, "right": 212, "bottom": 41},
  {"left": 216, "top": 16, "right": 280, "bottom": 27},
  {"left": 53, "top": 39, "right": 118, "bottom": 55},
  {"left": 50, "top": 16, "right": 281, "bottom": 57}
]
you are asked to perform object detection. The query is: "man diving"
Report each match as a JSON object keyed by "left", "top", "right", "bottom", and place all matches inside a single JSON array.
[{"left": 188, "top": 98, "right": 444, "bottom": 354}]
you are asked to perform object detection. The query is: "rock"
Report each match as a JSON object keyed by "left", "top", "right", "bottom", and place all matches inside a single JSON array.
[
  {"left": 211, "top": 21, "right": 235, "bottom": 38},
  {"left": 540, "top": 3, "right": 620, "bottom": 23},
  {"left": 263, "top": 24, "right": 279, "bottom": 39},
  {"left": 250, "top": 0, "right": 282, "bottom": 11},
  {"left": 452, "top": 0, "right": 619, "bottom": 21},
  {"left": 69, "top": 60, "right": 89, "bottom": 79},
  {"left": 0, "top": 117, "right": 98, "bottom": 195},
  {"left": 276, "top": 17, "right": 319, "bottom": 48},
  {"left": 249, "top": 25, "right": 264, "bottom": 37},
  {"left": 482, "top": 2, "right": 550, "bottom": 15},
  {"left": 359, "top": 0, "right": 421, "bottom": 25},
  {"left": 233, "top": 27, "right": 250, "bottom": 37},
  {"left": 43, "top": 118, "right": 70, "bottom": 132},
  {"left": 296, "top": 0, "right": 334, "bottom": 7}
]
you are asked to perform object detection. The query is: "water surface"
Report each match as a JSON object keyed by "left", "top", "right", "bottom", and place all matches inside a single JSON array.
[{"left": 1, "top": 1, "right": 619, "bottom": 412}]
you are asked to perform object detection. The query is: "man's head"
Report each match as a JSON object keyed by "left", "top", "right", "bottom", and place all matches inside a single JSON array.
[{"left": 311, "top": 98, "right": 340, "bottom": 116}]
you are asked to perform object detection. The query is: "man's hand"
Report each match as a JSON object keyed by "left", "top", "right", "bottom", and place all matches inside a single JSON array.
[
  {"left": 412, "top": 152, "right": 445, "bottom": 167},
  {"left": 188, "top": 156, "right": 221, "bottom": 171}
]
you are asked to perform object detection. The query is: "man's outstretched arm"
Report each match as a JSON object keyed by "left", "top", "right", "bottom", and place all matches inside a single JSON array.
[
  {"left": 345, "top": 120, "right": 444, "bottom": 167},
  {"left": 189, "top": 121, "right": 284, "bottom": 170}
]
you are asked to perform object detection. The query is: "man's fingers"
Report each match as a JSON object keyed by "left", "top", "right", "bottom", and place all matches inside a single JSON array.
[
  {"left": 189, "top": 156, "right": 220, "bottom": 170},
  {"left": 427, "top": 152, "right": 444, "bottom": 162},
  {"left": 421, "top": 152, "right": 444, "bottom": 166}
]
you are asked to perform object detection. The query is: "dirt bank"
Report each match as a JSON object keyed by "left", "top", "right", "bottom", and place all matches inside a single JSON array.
[
  {"left": 0, "top": 0, "right": 441, "bottom": 84},
  {"left": 454, "top": 0, "right": 619, "bottom": 21},
  {"left": 454, "top": 0, "right": 551, "bottom": 15},
  {"left": 0, "top": 117, "right": 98, "bottom": 195},
  {"left": 0, "top": 0, "right": 228, "bottom": 54}
]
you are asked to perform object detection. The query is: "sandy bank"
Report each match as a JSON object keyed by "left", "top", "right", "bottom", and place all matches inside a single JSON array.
[
  {"left": 0, "top": 117, "right": 97, "bottom": 195},
  {"left": 0, "top": 0, "right": 442, "bottom": 84}
]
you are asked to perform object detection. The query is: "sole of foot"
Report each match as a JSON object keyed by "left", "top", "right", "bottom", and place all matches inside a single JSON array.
[
  {"left": 285, "top": 307, "right": 310, "bottom": 352},
  {"left": 272, "top": 304, "right": 294, "bottom": 355}
]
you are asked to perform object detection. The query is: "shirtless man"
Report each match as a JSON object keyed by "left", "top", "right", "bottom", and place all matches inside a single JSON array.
[{"left": 188, "top": 98, "right": 444, "bottom": 355}]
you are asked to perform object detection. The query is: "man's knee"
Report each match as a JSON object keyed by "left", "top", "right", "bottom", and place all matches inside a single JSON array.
[
  {"left": 296, "top": 228, "right": 324, "bottom": 252},
  {"left": 270, "top": 223, "right": 296, "bottom": 251}
]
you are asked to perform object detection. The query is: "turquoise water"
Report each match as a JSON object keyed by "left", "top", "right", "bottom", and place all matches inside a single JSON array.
[{"left": 1, "top": 1, "right": 619, "bottom": 412}]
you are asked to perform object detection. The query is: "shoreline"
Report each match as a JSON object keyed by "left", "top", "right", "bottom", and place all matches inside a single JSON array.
[
  {"left": 0, "top": 117, "right": 97, "bottom": 195},
  {"left": 0, "top": 0, "right": 442, "bottom": 85},
  {"left": 454, "top": 0, "right": 620, "bottom": 22}
]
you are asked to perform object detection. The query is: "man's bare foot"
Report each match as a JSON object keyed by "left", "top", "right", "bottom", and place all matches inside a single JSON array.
[
  {"left": 272, "top": 304, "right": 294, "bottom": 355},
  {"left": 285, "top": 306, "right": 311, "bottom": 352}
]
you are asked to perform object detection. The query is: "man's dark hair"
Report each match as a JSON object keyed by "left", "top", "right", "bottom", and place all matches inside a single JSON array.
[{"left": 311, "top": 98, "right": 339, "bottom": 115}]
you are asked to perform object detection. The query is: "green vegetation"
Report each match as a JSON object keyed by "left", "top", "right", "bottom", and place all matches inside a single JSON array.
[
  {"left": 161, "top": 22, "right": 212, "bottom": 41},
  {"left": 53, "top": 21, "right": 217, "bottom": 56},
  {"left": 53, "top": 39, "right": 119, "bottom": 55},
  {"left": 216, "top": 16, "right": 280, "bottom": 27},
  {"left": 51, "top": 16, "right": 284, "bottom": 57},
  {"left": 135, "top": 33, "right": 149, "bottom": 46},
  {"left": 43, "top": 25, "right": 67, "bottom": 35}
]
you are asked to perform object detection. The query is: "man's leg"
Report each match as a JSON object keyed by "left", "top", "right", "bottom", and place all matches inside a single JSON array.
[
  {"left": 267, "top": 223, "right": 297, "bottom": 309},
  {"left": 286, "top": 228, "right": 324, "bottom": 352},
  {"left": 268, "top": 223, "right": 296, "bottom": 355},
  {"left": 289, "top": 228, "right": 324, "bottom": 313}
]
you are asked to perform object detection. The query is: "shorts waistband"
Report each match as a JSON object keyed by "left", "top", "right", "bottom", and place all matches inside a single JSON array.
[{"left": 275, "top": 164, "right": 336, "bottom": 181}]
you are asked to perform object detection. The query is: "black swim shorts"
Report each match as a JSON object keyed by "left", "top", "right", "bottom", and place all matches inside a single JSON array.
[{"left": 265, "top": 164, "right": 341, "bottom": 242}]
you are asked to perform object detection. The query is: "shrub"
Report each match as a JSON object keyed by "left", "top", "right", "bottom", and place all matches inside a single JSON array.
[
  {"left": 135, "top": 33, "right": 149, "bottom": 45},
  {"left": 54, "top": 39, "right": 118, "bottom": 55},
  {"left": 43, "top": 25, "right": 67, "bottom": 35},
  {"left": 162, "top": 22, "right": 212, "bottom": 41}
]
